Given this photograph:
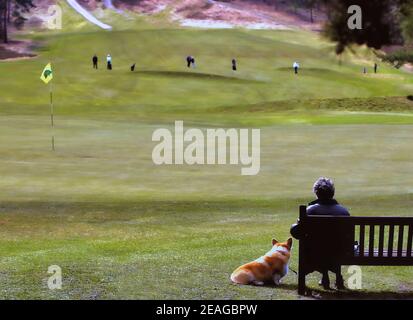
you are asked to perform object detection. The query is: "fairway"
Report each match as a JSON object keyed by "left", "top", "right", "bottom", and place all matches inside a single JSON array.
[{"left": 1, "top": 2, "right": 413, "bottom": 299}]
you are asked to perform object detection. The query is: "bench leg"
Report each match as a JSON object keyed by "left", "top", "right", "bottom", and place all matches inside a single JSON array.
[
  {"left": 298, "top": 240, "right": 307, "bottom": 295},
  {"left": 298, "top": 269, "right": 306, "bottom": 295}
]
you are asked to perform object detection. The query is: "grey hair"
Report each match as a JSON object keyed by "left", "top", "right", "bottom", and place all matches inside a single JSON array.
[{"left": 313, "top": 177, "right": 335, "bottom": 200}]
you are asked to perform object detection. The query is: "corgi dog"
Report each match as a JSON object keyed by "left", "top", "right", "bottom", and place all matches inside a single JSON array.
[{"left": 231, "top": 238, "right": 293, "bottom": 286}]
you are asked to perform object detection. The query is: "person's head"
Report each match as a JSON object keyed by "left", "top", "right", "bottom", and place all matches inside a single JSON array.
[{"left": 313, "top": 177, "right": 335, "bottom": 201}]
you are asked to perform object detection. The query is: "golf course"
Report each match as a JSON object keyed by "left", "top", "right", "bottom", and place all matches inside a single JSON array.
[{"left": 1, "top": 0, "right": 413, "bottom": 299}]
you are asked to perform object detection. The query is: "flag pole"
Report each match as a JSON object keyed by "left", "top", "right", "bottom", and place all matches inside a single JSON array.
[
  {"left": 49, "top": 82, "right": 55, "bottom": 151},
  {"left": 40, "top": 62, "right": 54, "bottom": 151}
]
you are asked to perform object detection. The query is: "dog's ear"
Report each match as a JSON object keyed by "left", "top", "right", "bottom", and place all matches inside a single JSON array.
[
  {"left": 287, "top": 238, "right": 293, "bottom": 249},
  {"left": 272, "top": 239, "right": 278, "bottom": 246}
]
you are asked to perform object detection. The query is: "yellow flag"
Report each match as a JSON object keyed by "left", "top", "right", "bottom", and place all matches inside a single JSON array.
[{"left": 40, "top": 63, "right": 53, "bottom": 84}]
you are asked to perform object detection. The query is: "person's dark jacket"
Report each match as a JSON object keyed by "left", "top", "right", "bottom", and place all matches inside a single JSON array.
[
  {"left": 290, "top": 199, "right": 350, "bottom": 240},
  {"left": 307, "top": 199, "right": 349, "bottom": 216}
]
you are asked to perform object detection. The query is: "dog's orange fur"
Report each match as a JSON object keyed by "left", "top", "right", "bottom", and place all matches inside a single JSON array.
[{"left": 231, "top": 238, "right": 293, "bottom": 286}]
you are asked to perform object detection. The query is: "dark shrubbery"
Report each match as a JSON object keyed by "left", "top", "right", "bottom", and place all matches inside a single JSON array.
[{"left": 380, "top": 49, "right": 413, "bottom": 68}]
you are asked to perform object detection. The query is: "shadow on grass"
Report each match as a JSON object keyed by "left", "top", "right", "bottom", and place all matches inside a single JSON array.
[
  {"left": 132, "top": 70, "right": 262, "bottom": 83},
  {"left": 276, "top": 67, "right": 343, "bottom": 76},
  {"left": 259, "top": 282, "right": 413, "bottom": 300},
  {"left": 260, "top": 283, "right": 298, "bottom": 291},
  {"left": 306, "top": 287, "right": 413, "bottom": 300}
]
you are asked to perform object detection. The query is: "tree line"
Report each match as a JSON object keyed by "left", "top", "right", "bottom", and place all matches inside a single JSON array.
[
  {"left": 321, "top": 0, "right": 413, "bottom": 54},
  {"left": 1, "top": 0, "right": 413, "bottom": 55},
  {"left": 220, "top": 0, "right": 413, "bottom": 52}
]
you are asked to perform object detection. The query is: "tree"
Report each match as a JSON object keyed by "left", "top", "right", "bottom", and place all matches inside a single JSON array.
[
  {"left": 400, "top": 2, "right": 413, "bottom": 43},
  {"left": 0, "top": 0, "right": 7, "bottom": 43},
  {"left": 0, "top": 0, "right": 34, "bottom": 43},
  {"left": 7, "top": 0, "right": 11, "bottom": 22},
  {"left": 305, "top": 0, "right": 318, "bottom": 23},
  {"left": 322, "top": 0, "right": 410, "bottom": 54}
]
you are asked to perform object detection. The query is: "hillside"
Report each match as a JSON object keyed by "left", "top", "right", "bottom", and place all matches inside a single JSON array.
[{"left": 0, "top": 0, "right": 412, "bottom": 124}]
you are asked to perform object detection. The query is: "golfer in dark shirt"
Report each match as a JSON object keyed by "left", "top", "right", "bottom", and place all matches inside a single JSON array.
[
  {"left": 186, "top": 56, "right": 192, "bottom": 68},
  {"left": 93, "top": 54, "right": 98, "bottom": 69},
  {"left": 232, "top": 58, "right": 237, "bottom": 71}
]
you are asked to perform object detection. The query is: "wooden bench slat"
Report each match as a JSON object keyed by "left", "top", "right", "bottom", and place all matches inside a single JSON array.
[
  {"left": 378, "top": 225, "right": 385, "bottom": 257},
  {"left": 359, "top": 225, "right": 365, "bottom": 257},
  {"left": 369, "top": 225, "right": 375, "bottom": 257},
  {"left": 407, "top": 225, "right": 413, "bottom": 258},
  {"left": 346, "top": 257, "right": 413, "bottom": 266},
  {"left": 307, "top": 216, "right": 413, "bottom": 224},
  {"left": 388, "top": 225, "right": 394, "bottom": 257},
  {"left": 398, "top": 225, "right": 404, "bottom": 257}
]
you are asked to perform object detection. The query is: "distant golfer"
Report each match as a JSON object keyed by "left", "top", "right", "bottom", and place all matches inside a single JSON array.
[
  {"left": 107, "top": 54, "right": 112, "bottom": 70},
  {"left": 131, "top": 63, "right": 135, "bottom": 72},
  {"left": 293, "top": 61, "right": 300, "bottom": 74},
  {"left": 374, "top": 63, "right": 378, "bottom": 74},
  {"left": 92, "top": 54, "right": 98, "bottom": 69},
  {"left": 186, "top": 56, "right": 195, "bottom": 68},
  {"left": 186, "top": 56, "right": 192, "bottom": 68},
  {"left": 232, "top": 58, "right": 237, "bottom": 71},
  {"left": 363, "top": 67, "right": 367, "bottom": 74}
]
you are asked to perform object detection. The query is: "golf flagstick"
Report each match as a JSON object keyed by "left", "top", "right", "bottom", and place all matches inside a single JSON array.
[
  {"left": 40, "top": 62, "right": 55, "bottom": 151},
  {"left": 50, "top": 82, "right": 55, "bottom": 151}
]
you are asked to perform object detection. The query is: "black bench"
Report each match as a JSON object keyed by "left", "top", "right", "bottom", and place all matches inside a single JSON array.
[{"left": 294, "top": 205, "right": 413, "bottom": 295}]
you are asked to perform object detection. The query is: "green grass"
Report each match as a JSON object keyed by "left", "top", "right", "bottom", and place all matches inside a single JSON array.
[
  {"left": 1, "top": 121, "right": 413, "bottom": 299},
  {"left": 1, "top": 5, "right": 413, "bottom": 299}
]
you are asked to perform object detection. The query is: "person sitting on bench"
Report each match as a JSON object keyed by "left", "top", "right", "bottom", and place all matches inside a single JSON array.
[
  {"left": 308, "top": 177, "right": 350, "bottom": 289},
  {"left": 307, "top": 177, "right": 349, "bottom": 217}
]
